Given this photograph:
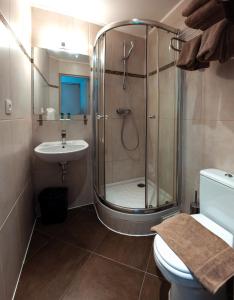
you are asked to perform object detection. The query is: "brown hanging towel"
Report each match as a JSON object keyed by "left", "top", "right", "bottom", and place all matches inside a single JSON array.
[
  {"left": 185, "top": 0, "right": 225, "bottom": 31},
  {"left": 197, "top": 19, "right": 234, "bottom": 63},
  {"left": 182, "top": 0, "right": 210, "bottom": 17},
  {"left": 176, "top": 35, "right": 209, "bottom": 70}
]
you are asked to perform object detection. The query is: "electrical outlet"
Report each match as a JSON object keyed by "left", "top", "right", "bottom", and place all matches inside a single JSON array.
[{"left": 5, "top": 99, "right": 12, "bottom": 115}]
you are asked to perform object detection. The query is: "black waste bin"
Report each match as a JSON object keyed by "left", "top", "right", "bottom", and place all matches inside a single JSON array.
[{"left": 39, "top": 187, "right": 68, "bottom": 224}]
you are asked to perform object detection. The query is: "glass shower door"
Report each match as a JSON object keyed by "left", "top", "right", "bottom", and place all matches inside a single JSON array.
[
  {"left": 157, "top": 29, "right": 178, "bottom": 207},
  {"left": 146, "top": 27, "right": 178, "bottom": 210},
  {"left": 93, "top": 35, "right": 106, "bottom": 199},
  {"left": 146, "top": 26, "right": 159, "bottom": 209}
]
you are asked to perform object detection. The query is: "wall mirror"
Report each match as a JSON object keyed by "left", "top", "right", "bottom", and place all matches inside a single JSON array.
[{"left": 33, "top": 46, "right": 90, "bottom": 120}]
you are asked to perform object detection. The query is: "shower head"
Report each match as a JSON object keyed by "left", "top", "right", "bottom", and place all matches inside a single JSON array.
[{"left": 123, "top": 41, "right": 134, "bottom": 60}]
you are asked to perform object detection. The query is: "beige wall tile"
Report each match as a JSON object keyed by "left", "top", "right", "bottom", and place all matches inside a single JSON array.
[
  {"left": 0, "top": 22, "right": 10, "bottom": 121},
  {"left": 10, "top": 39, "right": 31, "bottom": 119},
  {"left": 0, "top": 0, "right": 10, "bottom": 22},
  {"left": 0, "top": 121, "right": 16, "bottom": 227},
  {"left": 0, "top": 257, "right": 6, "bottom": 299},
  {"left": 10, "top": 0, "right": 31, "bottom": 54},
  {"left": 202, "top": 121, "right": 234, "bottom": 172},
  {"left": 182, "top": 120, "right": 203, "bottom": 182},
  {"left": 16, "top": 181, "right": 35, "bottom": 260},
  {"left": 12, "top": 119, "right": 32, "bottom": 199},
  {"left": 0, "top": 202, "right": 23, "bottom": 300},
  {"left": 112, "top": 159, "right": 145, "bottom": 182},
  {"left": 182, "top": 69, "right": 203, "bottom": 120},
  {"left": 105, "top": 74, "right": 145, "bottom": 118},
  {"left": 202, "top": 60, "right": 234, "bottom": 121}
]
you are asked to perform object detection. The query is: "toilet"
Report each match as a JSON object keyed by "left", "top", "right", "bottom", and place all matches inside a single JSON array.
[{"left": 153, "top": 169, "right": 234, "bottom": 300}]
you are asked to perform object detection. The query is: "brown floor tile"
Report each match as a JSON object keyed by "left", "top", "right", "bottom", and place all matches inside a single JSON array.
[
  {"left": 140, "top": 274, "right": 170, "bottom": 300},
  {"left": 15, "top": 238, "right": 90, "bottom": 300},
  {"left": 96, "top": 231, "right": 153, "bottom": 271},
  {"left": 147, "top": 248, "right": 164, "bottom": 279},
  {"left": 36, "top": 205, "right": 109, "bottom": 251},
  {"left": 61, "top": 254, "right": 144, "bottom": 300},
  {"left": 26, "top": 231, "right": 50, "bottom": 261}
]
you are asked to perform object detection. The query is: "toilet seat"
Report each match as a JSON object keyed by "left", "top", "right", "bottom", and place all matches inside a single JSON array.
[{"left": 154, "top": 214, "right": 234, "bottom": 281}]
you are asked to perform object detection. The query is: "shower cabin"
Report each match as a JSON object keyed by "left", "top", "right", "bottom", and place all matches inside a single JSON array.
[{"left": 92, "top": 19, "right": 181, "bottom": 235}]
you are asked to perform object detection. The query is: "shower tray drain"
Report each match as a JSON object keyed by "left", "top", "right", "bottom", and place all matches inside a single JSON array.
[{"left": 137, "top": 183, "right": 145, "bottom": 188}]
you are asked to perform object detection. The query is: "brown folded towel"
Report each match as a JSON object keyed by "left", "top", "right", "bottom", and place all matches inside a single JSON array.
[
  {"left": 151, "top": 213, "right": 234, "bottom": 294},
  {"left": 185, "top": 0, "right": 225, "bottom": 31},
  {"left": 176, "top": 35, "right": 210, "bottom": 70},
  {"left": 197, "top": 19, "right": 234, "bottom": 63},
  {"left": 182, "top": 0, "right": 210, "bottom": 17}
]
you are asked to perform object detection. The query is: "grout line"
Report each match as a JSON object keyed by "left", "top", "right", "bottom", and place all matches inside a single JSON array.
[
  {"left": 34, "top": 228, "right": 94, "bottom": 255},
  {"left": 12, "top": 218, "right": 37, "bottom": 300},
  {"left": 145, "top": 270, "right": 165, "bottom": 280},
  {"left": 23, "top": 233, "right": 50, "bottom": 263},
  {"left": 138, "top": 272, "right": 147, "bottom": 300},
  {"left": 0, "top": 180, "right": 31, "bottom": 232},
  {"left": 68, "top": 202, "right": 94, "bottom": 211},
  {"left": 91, "top": 252, "right": 145, "bottom": 274},
  {"left": 138, "top": 246, "right": 153, "bottom": 300}
]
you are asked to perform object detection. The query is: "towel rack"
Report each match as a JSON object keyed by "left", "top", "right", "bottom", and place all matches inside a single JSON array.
[{"left": 169, "top": 37, "right": 185, "bottom": 52}]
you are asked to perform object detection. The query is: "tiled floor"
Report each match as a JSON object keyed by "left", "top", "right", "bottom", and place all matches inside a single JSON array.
[{"left": 15, "top": 205, "right": 170, "bottom": 300}]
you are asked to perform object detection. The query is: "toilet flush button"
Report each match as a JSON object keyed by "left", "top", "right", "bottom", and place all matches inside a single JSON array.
[{"left": 5, "top": 99, "right": 12, "bottom": 115}]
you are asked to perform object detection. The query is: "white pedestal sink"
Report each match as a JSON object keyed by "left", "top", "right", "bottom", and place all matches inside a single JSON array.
[{"left": 34, "top": 140, "right": 89, "bottom": 163}]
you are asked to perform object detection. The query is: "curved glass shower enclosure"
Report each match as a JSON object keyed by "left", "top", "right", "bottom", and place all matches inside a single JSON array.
[{"left": 92, "top": 19, "right": 181, "bottom": 235}]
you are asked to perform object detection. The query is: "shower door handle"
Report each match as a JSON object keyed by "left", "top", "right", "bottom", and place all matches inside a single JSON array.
[
  {"left": 148, "top": 115, "right": 156, "bottom": 119},
  {"left": 96, "top": 114, "right": 108, "bottom": 120},
  {"left": 96, "top": 114, "right": 104, "bottom": 120}
]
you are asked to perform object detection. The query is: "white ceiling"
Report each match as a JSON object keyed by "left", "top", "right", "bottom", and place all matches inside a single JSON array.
[{"left": 30, "top": 0, "right": 181, "bottom": 26}]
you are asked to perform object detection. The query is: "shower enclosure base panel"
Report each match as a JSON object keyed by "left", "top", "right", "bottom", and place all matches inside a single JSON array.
[
  {"left": 106, "top": 177, "right": 172, "bottom": 209},
  {"left": 94, "top": 192, "right": 179, "bottom": 236}
]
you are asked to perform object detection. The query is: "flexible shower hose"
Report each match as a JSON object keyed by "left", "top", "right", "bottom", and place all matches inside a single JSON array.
[{"left": 121, "top": 115, "right": 140, "bottom": 151}]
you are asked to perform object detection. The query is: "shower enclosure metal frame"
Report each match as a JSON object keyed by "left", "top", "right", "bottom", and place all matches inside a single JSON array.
[{"left": 92, "top": 18, "right": 181, "bottom": 215}]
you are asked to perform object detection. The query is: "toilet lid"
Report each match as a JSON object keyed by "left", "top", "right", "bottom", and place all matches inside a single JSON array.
[{"left": 154, "top": 214, "right": 234, "bottom": 275}]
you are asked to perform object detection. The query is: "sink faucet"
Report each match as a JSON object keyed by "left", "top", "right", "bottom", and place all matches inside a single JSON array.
[{"left": 61, "top": 129, "right": 66, "bottom": 146}]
